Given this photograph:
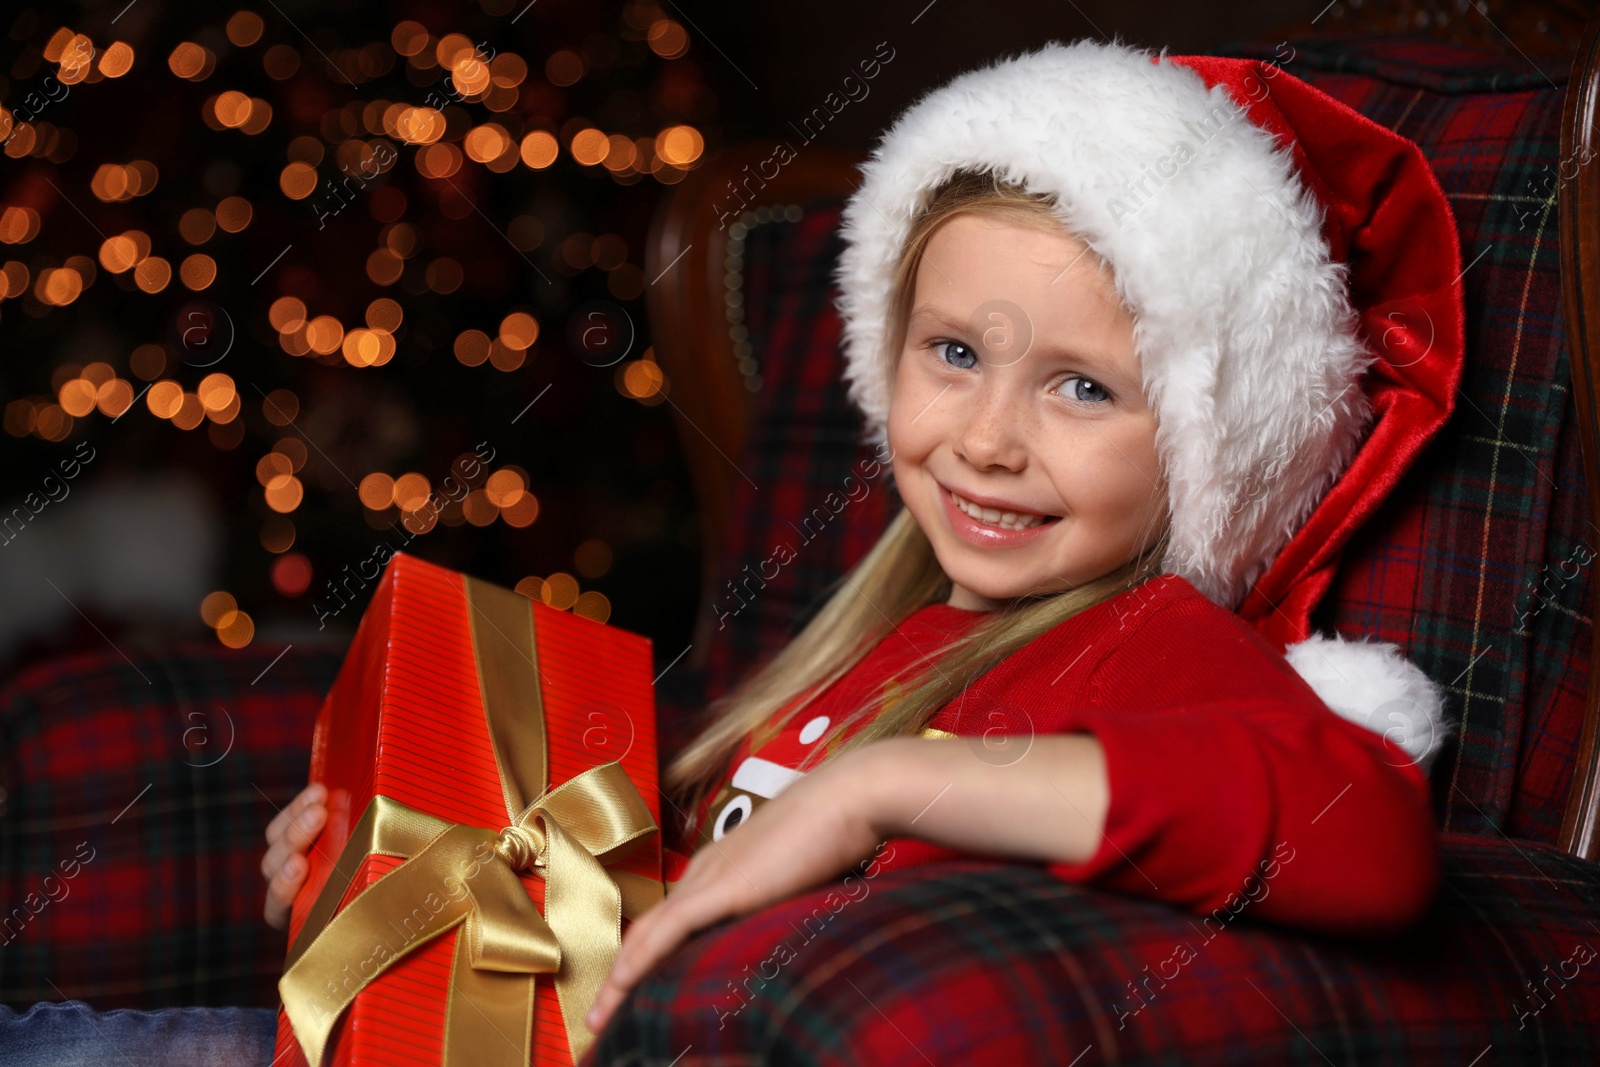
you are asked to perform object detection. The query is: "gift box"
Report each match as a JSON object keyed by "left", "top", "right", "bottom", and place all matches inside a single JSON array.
[{"left": 273, "top": 552, "right": 663, "bottom": 1067}]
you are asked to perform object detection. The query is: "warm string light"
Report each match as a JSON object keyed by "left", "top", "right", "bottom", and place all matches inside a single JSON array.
[
  {"left": 8, "top": 10, "right": 717, "bottom": 641},
  {"left": 199, "top": 590, "right": 254, "bottom": 648},
  {"left": 8, "top": 14, "right": 698, "bottom": 334},
  {"left": 357, "top": 462, "right": 539, "bottom": 529},
  {"left": 451, "top": 311, "right": 540, "bottom": 371},
  {"left": 515, "top": 572, "right": 611, "bottom": 624}
]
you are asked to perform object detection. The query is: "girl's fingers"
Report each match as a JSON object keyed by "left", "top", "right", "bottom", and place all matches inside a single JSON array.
[
  {"left": 260, "top": 835, "right": 296, "bottom": 884},
  {"left": 264, "top": 788, "right": 304, "bottom": 845},
  {"left": 586, "top": 983, "right": 624, "bottom": 1035},
  {"left": 285, "top": 801, "right": 326, "bottom": 854},
  {"left": 266, "top": 783, "right": 327, "bottom": 846},
  {"left": 587, "top": 888, "right": 725, "bottom": 1033},
  {"left": 260, "top": 802, "right": 326, "bottom": 880},
  {"left": 586, "top": 906, "right": 669, "bottom": 1033},
  {"left": 264, "top": 852, "right": 310, "bottom": 931},
  {"left": 607, "top": 904, "right": 668, "bottom": 986}
]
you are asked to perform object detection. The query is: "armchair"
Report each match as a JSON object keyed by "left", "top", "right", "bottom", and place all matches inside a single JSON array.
[
  {"left": 622, "top": 12, "right": 1600, "bottom": 1063},
  {"left": 3, "top": 8, "right": 1600, "bottom": 1064}
]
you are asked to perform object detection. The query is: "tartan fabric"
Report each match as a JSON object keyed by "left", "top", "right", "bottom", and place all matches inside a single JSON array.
[
  {"left": 1224, "top": 39, "right": 1589, "bottom": 844},
  {"left": 585, "top": 834, "right": 1600, "bottom": 1066},
  {"left": 701, "top": 35, "right": 1592, "bottom": 848},
  {"left": 1239, "top": 34, "right": 1567, "bottom": 93},
  {"left": 0, "top": 640, "right": 344, "bottom": 1009},
  {"left": 698, "top": 205, "right": 895, "bottom": 711}
]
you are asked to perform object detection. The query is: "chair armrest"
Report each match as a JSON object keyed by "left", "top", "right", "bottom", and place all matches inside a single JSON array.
[
  {"left": 0, "top": 640, "right": 343, "bottom": 1009},
  {"left": 591, "top": 835, "right": 1600, "bottom": 1063}
]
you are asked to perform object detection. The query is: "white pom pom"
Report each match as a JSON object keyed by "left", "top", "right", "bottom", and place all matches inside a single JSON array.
[{"left": 1283, "top": 632, "right": 1449, "bottom": 775}]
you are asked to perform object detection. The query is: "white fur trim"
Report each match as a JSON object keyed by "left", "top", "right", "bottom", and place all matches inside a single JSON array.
[
  {"left": 833, "top": 38, "right": 1375, "bottom": 611},
  {"left": 1283, "top": 633, "right": 1447, "bottom": 775}
]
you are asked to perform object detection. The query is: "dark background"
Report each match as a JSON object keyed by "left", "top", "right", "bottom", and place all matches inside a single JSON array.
[{"left": 0, "top": 0, "right": 1310, "bottom": 680}]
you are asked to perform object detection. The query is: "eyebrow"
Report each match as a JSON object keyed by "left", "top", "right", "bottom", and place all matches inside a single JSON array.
[{"left": 908, "top": 304, "right": 1137, "bottom": 389}]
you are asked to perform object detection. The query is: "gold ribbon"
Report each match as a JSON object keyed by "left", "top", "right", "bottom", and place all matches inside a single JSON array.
[{"left": 280, "top": 575, "right": 663, "bottom": 1067}]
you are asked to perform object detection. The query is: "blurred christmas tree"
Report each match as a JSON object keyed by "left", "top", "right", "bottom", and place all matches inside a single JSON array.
[{"left": 0, "top": 0, "right": 715, "bottom": 673}]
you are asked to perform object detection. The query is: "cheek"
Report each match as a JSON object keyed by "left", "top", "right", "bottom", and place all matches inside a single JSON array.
[
  {"left": 1046, "top": 422, "right": 1163, "bottom": 507},
  {"left": 1126, "top": 424, "right": 1165, "bottom": 488},
  {"left": 1100, "top": 428, "right": 1166, "bottom": 516},
  {"left": 1099, "top": 410, "right": 1159, "bottom": 464},
  {"left": 887, "top": 419, "right": 932, "bottom": 499},
  {"left": 886, "top": 358, "right": 934, "bottom": 457}
]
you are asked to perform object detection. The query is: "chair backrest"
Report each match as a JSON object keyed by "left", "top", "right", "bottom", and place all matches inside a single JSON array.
[
  {"left": 646, "top": 29, "right": 1600, "bottom": 856},
  {"left": 1246, "top": 36, "right": 1598, "bottom": 852}
]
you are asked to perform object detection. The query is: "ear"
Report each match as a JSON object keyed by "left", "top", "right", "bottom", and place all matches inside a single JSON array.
[{"left": 1282, "top": 631, "right": 1449, "bottom": 776}]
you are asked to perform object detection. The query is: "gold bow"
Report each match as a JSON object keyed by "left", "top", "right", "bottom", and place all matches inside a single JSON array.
[{"left": 279, "top": 575, "right": 663, "bottom": 1067}]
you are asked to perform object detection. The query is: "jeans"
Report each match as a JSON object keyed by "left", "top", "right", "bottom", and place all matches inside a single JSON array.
[{"left": 0, "top": 1001, "right": 277, "bottom": 1066}]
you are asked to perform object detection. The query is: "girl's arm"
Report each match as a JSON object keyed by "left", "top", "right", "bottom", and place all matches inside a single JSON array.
[
  {"left": 856, "top": 733, "right": 1111, "bottom": 866},
  {"left": 589, "top": 734, "right": 1109, "bottom": 1035},
  {"left": 859, "top": 697, "right": 1438, "bottom": 939}
]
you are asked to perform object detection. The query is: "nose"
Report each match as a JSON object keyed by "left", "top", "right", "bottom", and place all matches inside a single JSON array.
[{"left": 953, "top": 377, "right": 1027, "bottom": 472}]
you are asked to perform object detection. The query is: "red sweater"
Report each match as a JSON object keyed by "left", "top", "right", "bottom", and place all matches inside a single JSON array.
[{"left": 662, "top": 573, "right": 1440, "bottom": 938}]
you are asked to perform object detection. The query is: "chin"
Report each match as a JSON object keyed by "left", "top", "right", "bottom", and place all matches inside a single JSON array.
[{"left": 938, "top": 562, "right": 1037, "bottom": 604}]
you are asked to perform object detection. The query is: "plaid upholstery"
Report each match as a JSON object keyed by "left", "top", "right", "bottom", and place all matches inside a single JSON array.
[
  {"left": 1231, "top": 38, "right": 1589, "bottom": 845},
  {"left": 698, "top": 205, "right": 894, "bottom": 711},
  {"left": 702, "top": 35, "right": 1592, "bottom": 849},
  {"left": 586, "top": 835, "right": 1600, "bottom": 1066},
  {"left": 0, "top": 640, "right": 343, "bottom": 1009},
  {"left": 0, "top": 632, "right": 705, "bottom": 1013}
]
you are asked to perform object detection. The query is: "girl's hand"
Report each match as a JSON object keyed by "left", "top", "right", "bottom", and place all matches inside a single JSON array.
[
  {"left": 584, "top": 745, "right": 887, "bottom": 1036},
  {"left": 261, "top": 782, "right": 327, "bottom": 931}
]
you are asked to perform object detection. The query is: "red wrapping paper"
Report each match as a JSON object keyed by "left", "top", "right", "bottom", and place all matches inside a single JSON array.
[{"left": 272, "top": 552, "right": 660, "bottom": 1066}]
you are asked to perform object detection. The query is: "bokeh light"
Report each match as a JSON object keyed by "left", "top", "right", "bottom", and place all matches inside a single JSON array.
[
  {"left": 0, "top": 7, "right": 726, "bottom": 665},
  {"left": 547, "top": 50, "right": 583, "bottom": 86},
  {"left": 280, "top": 162, "right": 318, "bottom": 199},
  {"left": 454, "top": 329, "right": 490, "bottom": 366},
  {"left": 180, "top": 253, "right": 217, "bottom": 290},
  {"left": 573, "top": 591, "right": 612, "bottom": 624},
  {"left": 271, "top": 553, "right": 313, "bottom": 597},
  {"left": 200, "top": 590, "right": 237, "bottom": 627},
  {"left": 216, "top": 609, "right": 255, "bottom": 648},
  {"left": 392, "top": 472, "right": 430, "bottom": 511},
  {"left": 168, "top": 42, "right": 214, "bottom": 81},
  {"left": 541, "top": 572, "right": 580, "bottom": 610},
  {"left": 499, "top": 312, "right": 539, "bottom": 350},
  {"left": 0, "top": 207, "right": 41, "bottom": 244},
  {"left": 358, "top": 472, "right": 394, "bottom": 509},
  {"left": 519, "top": 131, "right": 559, "bottom": 170},
  {"left": 657, "top": 125, "right": 704, "bottom": 166},
  {"left": 99, "top": 42, "right": 135, "bottom": 78},
  {"left": 215, "top": 196, "right": 253, "bottom": 232},
  {"left": 227, "top": 11, "right": 265, "bottom": 47}
]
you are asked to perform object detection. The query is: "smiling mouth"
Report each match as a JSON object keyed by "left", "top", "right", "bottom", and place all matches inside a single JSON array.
[{"left": 949, "top": 490, "right": 1060, "bottom": 531}]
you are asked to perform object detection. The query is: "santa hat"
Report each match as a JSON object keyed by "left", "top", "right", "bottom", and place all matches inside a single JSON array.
[{"left": 832, "top": 38, "right": 1466, "bottom": 774}]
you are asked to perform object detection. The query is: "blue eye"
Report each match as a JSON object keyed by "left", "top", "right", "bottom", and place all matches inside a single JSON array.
[
  {"left": 924, "top": 335, "right": 1112, "bottom": 405},
  {"left": 930, "top": 339, "right": 978, "bottom": 369},
  {"left": 1058, "top": 376, "right": 1111, "bottom": 404}
]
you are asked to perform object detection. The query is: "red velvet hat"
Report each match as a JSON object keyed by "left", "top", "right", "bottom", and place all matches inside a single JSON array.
[
  {"left": 1168, "top": 52, "right": 1466, "bottom": 647},
  {"left": 833, "top": 40, "right": 1466, "bottom": 771}
]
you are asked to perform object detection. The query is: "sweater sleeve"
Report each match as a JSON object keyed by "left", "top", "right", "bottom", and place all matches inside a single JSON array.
[{"left": 1037, "top": 595, "right": 1440, "bottom": 939}]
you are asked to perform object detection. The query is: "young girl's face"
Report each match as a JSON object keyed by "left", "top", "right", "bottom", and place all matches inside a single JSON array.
[{"left": 887, "top": 212, "right": 1168, "bottom": 610}]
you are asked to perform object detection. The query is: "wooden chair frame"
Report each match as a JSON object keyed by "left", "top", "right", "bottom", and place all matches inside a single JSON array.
[
  {"left": 645, "top": 22, "right": 1600, "bottom": 861},
  {"left": 645, "top": 142, "right": 863, "bottom": 663},
  {"left": 1558, "top": 14, "right": 1600, "bottom": 859}
]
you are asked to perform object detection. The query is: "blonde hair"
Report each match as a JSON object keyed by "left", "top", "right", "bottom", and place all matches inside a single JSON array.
[{"left": 663, "top": 169, "right": 1172, "bottom": 842}]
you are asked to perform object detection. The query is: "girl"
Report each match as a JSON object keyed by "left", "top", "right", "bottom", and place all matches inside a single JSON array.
[{"left": 265, "top": 37, "right": 1463, "bottom": 1062}]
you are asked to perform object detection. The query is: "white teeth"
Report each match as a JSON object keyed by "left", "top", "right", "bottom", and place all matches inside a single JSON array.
[{"left": 950, "top": 491, "right": 1047, "bottom": 530}]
